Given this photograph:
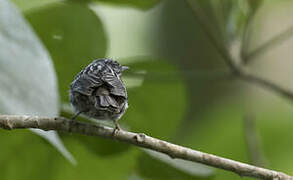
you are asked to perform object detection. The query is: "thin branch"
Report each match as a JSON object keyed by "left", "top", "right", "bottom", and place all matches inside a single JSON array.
[
  {"left": 243, "top": 115, "right": 267, "bottom": 166},
  {"left": 243, "top": 25, "right": 293, "bottom": 64},
  {"left": 0, "top": 115, "right": 292, "bottom": 180},
  {"left": 237, "top": 71, "right": 293, "bottom": 100},
  {"left": 240, "top": 9, "right": 258, "bottom": 63},
  {"left": 185, "top": 0, "right": 293, "bottom": 101},
  {"left": 184, "top": 0, "right": 239, "bottom": 73},
  {"left": 179, "top": 2, "right": 293, "bottom": 179}
]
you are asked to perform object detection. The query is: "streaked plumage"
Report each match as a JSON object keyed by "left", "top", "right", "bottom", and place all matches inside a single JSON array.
[{"left": 69, "top": 58, "right": 128, "bottom": 130}]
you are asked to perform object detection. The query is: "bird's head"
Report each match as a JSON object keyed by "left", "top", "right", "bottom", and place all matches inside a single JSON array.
[{"left": 102, "top": 58, "right": 129, "bottom": 77}]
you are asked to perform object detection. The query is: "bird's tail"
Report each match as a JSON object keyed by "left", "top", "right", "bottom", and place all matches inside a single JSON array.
[{"left": 99, "top": 95, "right": 118, "bottom": 108}]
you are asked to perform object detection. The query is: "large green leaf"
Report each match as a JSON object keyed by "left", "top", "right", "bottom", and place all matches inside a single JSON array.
[
  {"left": 123, "top": 57, "right": 186, "bottom": 137},
  {"left": 184, "top": 104, "right": 249, "bottom": 180},
  {"left": 0, "top": 0, "right": 74, "bottom": 164},
  {"left": 121, "top": 57, "right": 213, "bottom": 179},
  {"left": 0, "top": 129, "right": 138, "bottom": 180},
  {"left": 53, "top": 134, "right": 139, "bottom": 180},
  {"left": 24, "top": 1, "right": 134, "bottom": 158},
  {"left": 25, "top": 2, "right": 107, "bottom": 102}
]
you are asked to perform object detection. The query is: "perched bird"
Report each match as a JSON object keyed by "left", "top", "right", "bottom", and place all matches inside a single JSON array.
[{"left": 69, "top": 58, "right": 129, "bottom": 131}]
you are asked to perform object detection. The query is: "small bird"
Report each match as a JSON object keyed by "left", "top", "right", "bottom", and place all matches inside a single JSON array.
[{"left": 69, "top": 58, "right": 129, "bottom": 131}]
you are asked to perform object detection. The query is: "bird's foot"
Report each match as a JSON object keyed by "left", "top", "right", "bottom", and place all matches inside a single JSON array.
[
  {"left": 70, "top": 111, "right": 83, "bottom": 121},
  {"left": 112, "top": 122, "right": 121, "bottom": 136}
]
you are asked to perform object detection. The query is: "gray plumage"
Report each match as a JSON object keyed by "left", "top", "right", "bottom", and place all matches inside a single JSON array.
[{"left": 69, "top": 58, "right": 128, "bottom": 130}]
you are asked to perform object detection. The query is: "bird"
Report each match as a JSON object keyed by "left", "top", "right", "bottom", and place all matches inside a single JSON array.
[{"left": 69, "top": 58, "right": 129, "bottom": 132}]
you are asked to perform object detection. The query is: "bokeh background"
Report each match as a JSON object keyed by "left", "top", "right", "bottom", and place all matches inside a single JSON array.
[{"left": 0, "top": 0, "right": 293, "bottom": 179}]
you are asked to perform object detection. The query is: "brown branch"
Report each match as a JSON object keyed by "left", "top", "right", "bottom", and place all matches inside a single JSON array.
[{"left": 0, "top": 115, "right": 292, "bottom": 180}]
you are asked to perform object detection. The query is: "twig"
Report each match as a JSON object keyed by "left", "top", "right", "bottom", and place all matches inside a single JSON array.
[
  {"left": 237, "top": 71, "right": 293, "bottom": 100},
  {"left": 240, "top": 8, "right": 258, "bottom": 63},
  {"left": 184, "top": 0, "right": 240, "bottom": 73},
  {"left": 243, "top": 115, "right": 267, "bottom": 166},
  {"left": 243, "top": 25, "right": 293, "bottom": 64},
  {"left": 0, "top": 115, "right": 292, "bottom": 180},
  {"left": 185, "top": 0, "right": 293, "bottom": 101}
]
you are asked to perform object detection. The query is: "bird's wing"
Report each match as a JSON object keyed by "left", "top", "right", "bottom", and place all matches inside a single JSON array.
[
  {"left": 99, "top": 95, "right": 119, "bottom": 108},
  {"left": 102, "top": 73, "right": 127, "bottom": 98},
  {"left": 70, "top": 63, "right": 104, "bottom": 96},
  {"left": 71, "top": 76, "right": 101, "bottom": 96}
]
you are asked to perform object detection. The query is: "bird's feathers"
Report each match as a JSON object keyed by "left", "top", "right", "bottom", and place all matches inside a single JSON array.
[{"left": 69, "top": 58, "right": 128, "bottom": 121}]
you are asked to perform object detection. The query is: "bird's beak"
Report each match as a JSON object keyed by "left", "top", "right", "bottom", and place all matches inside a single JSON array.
[{"left": 122, "top": 66, "right": 129, "bottom": 71}]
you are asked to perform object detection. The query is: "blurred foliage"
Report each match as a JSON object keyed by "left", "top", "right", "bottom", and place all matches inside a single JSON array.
[
  {"left": 12, "top": 0, "right": 59, "bottom": 11},
  {"left": 12, "top": 0, "right": 161, "bottom": 11},
  {"left": 123, "top": 58, "right": 186, "bottom": 137},
  {"left": 0, "top": 129, "right": 138, "bottom": 180},
  {"left": 1, "top": 0, "right": 293, "bottom": 180},
  {"left": 137, "top": 149, "right": 214, "bottom": 180},
  {"left": 25, "top": 1, "right": 107, "bottom": 102},
  {"left": 0, "top": 0, "right": 74, "bottom": 163},
  {"left": 90, "top": 0, "right": 161, "bottom": 10},
  {"left": 187, "top": 0, "right": 263, "bottom": 45},
  {"left": 137, "top": 153, "right": 211, "bottom": 180}
]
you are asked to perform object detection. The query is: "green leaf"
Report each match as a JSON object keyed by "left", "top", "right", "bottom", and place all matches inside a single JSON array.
[
  {"left": 91, "top": 0, "right": 161, "bottom": 10},
  {"left": 0, "top": 130, "right": 59, "bottom": 180},
  {"left": 258, "top": 114, "right": 293, "bottom": 175},
  {"left": 25, "top": 1, "right": 107, "bottom": 102},
  {"left": 11, "top": 0, "right": 60, "bottom": 11},
  {"left": 179, "top": 103, "right": 249, "bottom": 180},
  {"left": 0, "top": 0, "right": 74, "bottom": 164},
  {"left": 53, "top": 134, "right": 139, "bottom": 180},
  {"left": 136, "top": 149, "right": 214, "bottom": 179},
  {"left": 0, "top": 129, "right": 138, "bottom": 180},
  {"left": 122, "top": 57, "right": 186, "bottom": 138}
]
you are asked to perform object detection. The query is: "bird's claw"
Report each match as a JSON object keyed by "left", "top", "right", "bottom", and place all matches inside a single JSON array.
[{"left": 112, "top": 122, "right": 121, "bottom": 136}]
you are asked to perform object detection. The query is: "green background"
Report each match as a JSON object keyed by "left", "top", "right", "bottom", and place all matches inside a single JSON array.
[{"left": 0, "top": 0, "right": 293, "bottom": 179}]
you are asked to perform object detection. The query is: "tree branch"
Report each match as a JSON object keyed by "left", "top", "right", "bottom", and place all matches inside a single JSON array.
[
  {"left": 243, "top": 25, "right": 293, "bottom": 64},
  {"left": 184, "top": 0, "right": 240, "bottom": 73},
  {"left": 0, "top": 115, "right": 292, "bottom": 180},
  {"left": 237, "top": 71, "right": 293, "bottom": 100},
  {"left": 243, "top": 115, "right": 267, "bottom": 166},
  {"left": 185, "top": 0, "right": 293, "bottom": 101}
]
